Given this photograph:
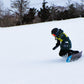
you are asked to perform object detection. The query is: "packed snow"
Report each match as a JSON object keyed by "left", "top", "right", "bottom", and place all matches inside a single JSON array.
[{"left": 0, "top": 18, "right": 84, "bottom": 84}]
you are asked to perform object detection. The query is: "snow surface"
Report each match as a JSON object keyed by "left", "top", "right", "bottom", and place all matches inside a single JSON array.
[{"left": 0, "top": 18, "right": 84, "bottom": 84}]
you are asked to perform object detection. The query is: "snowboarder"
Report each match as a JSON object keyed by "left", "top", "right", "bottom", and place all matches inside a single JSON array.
[{"left": 51, "top": 28, "right": 79, "bottom": 62}]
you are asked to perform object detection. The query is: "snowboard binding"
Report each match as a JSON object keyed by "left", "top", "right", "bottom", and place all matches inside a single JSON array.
[{"left": 66, "top": 51, "right": 82, "bottom": 63}]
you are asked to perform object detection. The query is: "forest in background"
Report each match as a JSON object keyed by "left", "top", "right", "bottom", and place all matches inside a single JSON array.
[{"left": 0, "top": 0, "right": 84, "bottom": 27}]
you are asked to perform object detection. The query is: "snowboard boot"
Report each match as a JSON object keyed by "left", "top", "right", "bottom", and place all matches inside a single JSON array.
[{"left": 66, "top": 55, "right": 72, "bottom": 62}]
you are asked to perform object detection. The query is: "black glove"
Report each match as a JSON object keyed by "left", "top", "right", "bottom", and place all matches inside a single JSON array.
[{"left": 52, "top": 46, "right": 57, "bottom": 50}]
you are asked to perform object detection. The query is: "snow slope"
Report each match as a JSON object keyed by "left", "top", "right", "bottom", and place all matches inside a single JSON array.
[{"left": 0, "top": 18, "right": 84, "bottom": 84}]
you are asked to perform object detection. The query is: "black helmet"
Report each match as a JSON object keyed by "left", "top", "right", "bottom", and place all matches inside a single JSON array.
[{"left": 51, "top": 28, "right": 58, "bottom": 35}]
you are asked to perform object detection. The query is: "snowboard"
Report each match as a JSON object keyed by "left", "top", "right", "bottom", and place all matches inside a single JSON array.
[{"left": 66, "top": 51, "right": 82, "bottom": 62}]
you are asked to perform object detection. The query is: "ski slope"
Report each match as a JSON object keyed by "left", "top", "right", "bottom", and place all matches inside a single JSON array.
[{"left": 0, "top": 18, "right": 84, "bottom": 84}]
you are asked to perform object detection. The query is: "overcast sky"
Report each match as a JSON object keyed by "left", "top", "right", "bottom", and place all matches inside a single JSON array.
[{"left": 2, "top": 0, "right": 82, "bottom": 9}]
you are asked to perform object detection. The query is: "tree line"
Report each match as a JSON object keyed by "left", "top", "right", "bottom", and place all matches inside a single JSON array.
[{"left": 0, "top": 0, "right": 84, "bottom": 27}]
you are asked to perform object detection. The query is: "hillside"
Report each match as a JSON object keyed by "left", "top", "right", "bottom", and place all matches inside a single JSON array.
[{"left": 0, "top": 18, "right": 84, "bottom": 84}]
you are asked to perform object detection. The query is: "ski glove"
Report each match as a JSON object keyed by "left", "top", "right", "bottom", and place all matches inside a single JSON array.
[
  {"left": 53, "top": 40, "right": 60, "bottom": 50},
  {"left": 52, "top": 46, "right": 57, "bottom": 50}
]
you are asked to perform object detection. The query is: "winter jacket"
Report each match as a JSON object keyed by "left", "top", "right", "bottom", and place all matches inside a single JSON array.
[{"left": 54, "top": 29, "right": 72, "bottom": 50}]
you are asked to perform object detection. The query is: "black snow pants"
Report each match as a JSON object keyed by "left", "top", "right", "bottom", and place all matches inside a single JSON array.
[{"left": 59, "top": 49, "right": 79, "bottom": 57}]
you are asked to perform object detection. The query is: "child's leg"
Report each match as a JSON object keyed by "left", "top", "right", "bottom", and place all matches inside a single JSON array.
[
  {"left": 59, "top": 49, "right": 68, "bottom": 57},
  {"left": 68, "top": 50, "right": 79, "bottom": 56}
]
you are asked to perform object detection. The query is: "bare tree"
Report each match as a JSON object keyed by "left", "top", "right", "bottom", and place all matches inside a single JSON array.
[
  {"left": 0, "top": 0, "right": 3, "bottom": 17},
  {"left": 80, "top": 0, "right": 84, "bottom": 17},
  {"left": 0, "top": 0, "right": 4, "bottom": 26},
  {"left": 80, "top": 0, "right": 84, "bottom": 10},
  {"left": 11, "top": 0, "right": 30, "bottom": 25}
]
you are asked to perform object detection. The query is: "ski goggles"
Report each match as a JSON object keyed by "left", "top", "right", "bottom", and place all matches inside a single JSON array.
[{"left": 52, "top": 34, "right": 56, "bottom": 37}]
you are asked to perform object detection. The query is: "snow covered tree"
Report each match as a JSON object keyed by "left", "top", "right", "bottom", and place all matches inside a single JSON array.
[
  {"left": 66, "top": 0, "right": 72, "bottom": 6},
  {"left": 22, "top": 8, "right": 36, "bottom": 24},
  {"left": 38, "top": 0, "right": 50, "bottom": 22}
]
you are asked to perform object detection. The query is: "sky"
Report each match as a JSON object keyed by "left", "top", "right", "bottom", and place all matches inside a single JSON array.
[{"left": 2, "top": 0, "right": 82, "bottom": 9}]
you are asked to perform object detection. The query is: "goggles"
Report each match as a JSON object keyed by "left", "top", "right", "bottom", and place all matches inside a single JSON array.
[{"left": 52, "top": 34, "right": 56, "bottom": 37}]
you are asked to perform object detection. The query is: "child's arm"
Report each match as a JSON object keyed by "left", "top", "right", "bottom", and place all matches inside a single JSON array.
[{"left": 53, "top": 40, "right": 60, "bottom": 50}]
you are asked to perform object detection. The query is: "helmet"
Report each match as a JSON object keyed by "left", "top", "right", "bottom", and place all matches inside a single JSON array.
[
  {"left": 51, "top": 28, "right": 59, "bottom": 35},
  {"left": 51, "top": 28, "right": 63, "bottom": 37}
]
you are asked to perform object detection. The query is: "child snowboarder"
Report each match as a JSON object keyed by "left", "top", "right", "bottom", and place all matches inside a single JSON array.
[{"left": 51, "top": 28, "right": 79, "bottom": 62}]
